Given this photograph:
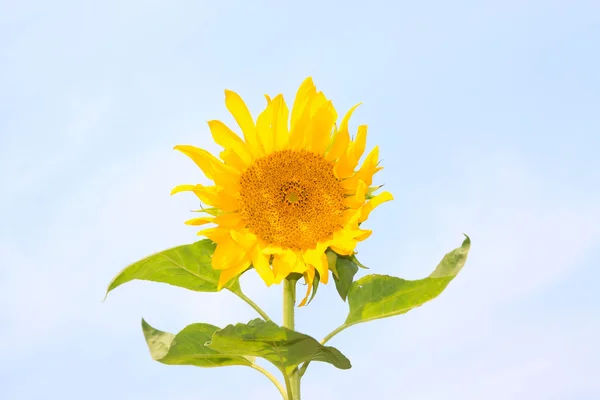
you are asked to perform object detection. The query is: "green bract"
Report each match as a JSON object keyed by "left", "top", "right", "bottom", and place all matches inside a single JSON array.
[{"left": 327, "top": 251, "right": 359, "bottom": 302}]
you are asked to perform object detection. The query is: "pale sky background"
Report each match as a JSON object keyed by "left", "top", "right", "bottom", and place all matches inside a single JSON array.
[{"left": 1, "top": 1, "right": 599, "bottom": 399}]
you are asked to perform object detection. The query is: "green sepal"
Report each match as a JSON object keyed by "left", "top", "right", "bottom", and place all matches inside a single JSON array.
[
  {"left": 307, "top": 270, "right": 320, "bottom": 305},
  {"left": 348, "top": 253, "right": 369, "bottom": 269},
  {"left": 327, "top": 251, "right": 359, "bottom": 302},
  {"left": 365, "top": 184, "right": 384, "bottom": 200},
  {"left": 287, "top": 271, "right": 319, "bottom": 306},
  {"left": 190, "top": 206, "right": 223, "bottom": 216}
]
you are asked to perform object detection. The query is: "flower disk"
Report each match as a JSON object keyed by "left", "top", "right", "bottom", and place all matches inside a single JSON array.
[
  {"left": 172, "top": 77, "right": 393, "bottom": 305},
  {"left": 239, "top": 150, "right": 345, "bottom": 250}
]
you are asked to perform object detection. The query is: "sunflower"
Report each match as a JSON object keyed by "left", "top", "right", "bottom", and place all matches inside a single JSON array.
[{"left": 172, "top": 77, "right": 393, "bottom": 305}]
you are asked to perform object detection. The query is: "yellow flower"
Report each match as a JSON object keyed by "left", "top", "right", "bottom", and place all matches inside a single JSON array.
[{"left": 172, "top": 77, "right": 393, "bottom": 305}]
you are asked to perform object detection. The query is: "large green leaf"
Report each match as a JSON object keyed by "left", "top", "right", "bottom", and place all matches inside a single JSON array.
[
  {"left": 207, "top": 319, "right": 351, "bottom": 373},
  {"left": 142, "top": 319, "right": 252, "bottom": 368},
  {"left": 105, "top": 239, "right": 240, "bottom": 297},
  {"left": 344, "top": 235, "right": 470, "bottom": 326}
]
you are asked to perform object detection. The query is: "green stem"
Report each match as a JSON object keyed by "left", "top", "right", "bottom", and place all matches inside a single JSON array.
[
  {"left": 250, "top": 364, "right": 288, "bottom": 400},
  {"left": 232, "top": 290, "right": 272, "bottom": 321},
  {"left": 298, "top": 323, "right": 350, "bottom": 378},
  {"left": 282, "top": 368, "right": 294, "bottom": 400},
  {"left": 321, "top": 323, "right": 349, "bottom": 345},
  {"left": 283, "top": 278, "right": 301, "bottom": 400},
  {"left": 283, "top": 278, "right": 296, "bottom": 329},
  {"left": 297, "top": 361, "right": 309, "bottom": 379}
]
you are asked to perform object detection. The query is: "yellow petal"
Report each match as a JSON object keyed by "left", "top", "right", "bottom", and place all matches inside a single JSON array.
[
  {"left": 288, "top": 84, "right": 318, "bottom": 150},
  {"left": 344, "top": 180, "right": 368, "bottom": 209},
  {"left": 212, "top": 238, "right": 247, "bottom": 270},
  {"left": 171, "top": 184, "right": 220, "bottom": 205},
  {"left": 355, "top": 146, "right": 381, "bottom": 186},
  {"left": 325, "top": 104, "right": 359, "bottom": 161},
  {"left": 300, "top": 91, "right": 328, "bottom": 150},
  {"left": 341, "top": 208, "right": 361, "bottom": 225},
  {"left": 329, "top": 228, "right": 358, "bottom": 256},
  {"left": 339, "top": 103, "right": 361, "bottom": 134},
  {"left": 333, "top": 125, "right": 369, "bottom": 179},
  {"left": 184, "top": 217, "right": 214, "bottom": 226},
  {"left": 309, "top": 91, "right": 328, "bottom": 117},
  {"left": 260, "top": 245, "right": 285, "bottom": 255},
  {"left": 309, "top": 101, "right": 337, "bottom": 155},
  {"left": 290, "top": 77, "right": 316, "bottom": 128},
  {"left": 208, "top": 120, "right": 253, "bottom": 166},
  {"left": 291, "top": 260, "right": 308, "bottom": 274},
  {"left": 171, "top": 184, "right": 197, "bottom": 196},
  {"left": 271, "top": 94, "right": 290, "bottom": 151},
  {"left": 303, "top": 246, "right": 329, "bottom": 284},
  {"left": 173, "top": 145, "right": 222, "bottom": 180},
  {"left": 326, "top": 129, "right": 350, "bottom": 162},
  {"left": 288, "top": 107, "right": 310, "bottom": 149},
  {"left": 298, "top": 267, "right": 315, "bottom": 307},
  {"left": 352, "top": 125, "right": 368, "bottom": 162},
  {"left": 175, "top": 184, "right": 238, "bottom": 212},
  {"left": 272, "top": 250, "right": 300, "bottom": 283},
  {"left": 214, "top": 213, "right": 243, "bottom": 228},
  {"left": 224, "top": 90, "right": 260, "bottom": 154},
  {"left": 197, "top": 226, "right": 231, "bottom": 243},
  {"left": 219, "top": 148, "right": 247, "bottom": 172},
  {"left": 251, "top": 248, "right": 274, "bottom": 286},
  {"left": 341, "top": 146, "right": 381, "bottom": 191},
  {"left": 333, "top": 144, "right": 356, "bottom": 179},
  {"left": 317, "top": 253, "right": 329, "bottom": 284},
  {"left": 214, "top": 191, "right": 239, "bottom": 212},
  {"left": 355, "top": 229, "right": 372, "bottom": 241},
  {"left": 217, "top": 260, "right": 251, "bottom": 290},
  {"left": 255, "top": 99, "right": 274, "bottom": 155},
  {"left": 174, "top": 145, "right": 240, "bottom": 191},
  {"left": 359, "top": 191, "right": 394, "bottom": 222},
  {"left": 230, "top": 229, "right": 258, "bottom": 249}
]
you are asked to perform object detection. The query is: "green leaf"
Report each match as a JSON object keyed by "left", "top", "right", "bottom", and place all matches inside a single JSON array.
[
  {"left": 207, "top": 319, "right": 351, "bottom": 373},
  {"left": 345, "top": 235, "right": 471, "bottom": 325},
  {"left": 142, "top": 319, "right": 252, "bottom": 368},
  {"left": 105, "top": 239, "right": 240, "bottom": 298},
  {"left": 328, "top": 251, "right": 359, "bottom": 302}
]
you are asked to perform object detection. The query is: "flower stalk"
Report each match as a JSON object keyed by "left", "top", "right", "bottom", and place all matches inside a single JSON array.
[{"left": 283, "top": 277, "right": 301, "bottom": 400}]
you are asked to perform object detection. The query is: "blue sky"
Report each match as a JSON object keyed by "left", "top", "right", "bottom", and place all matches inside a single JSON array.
[{"left": 1, "top": 1, "right": 599, "bottom": 399}]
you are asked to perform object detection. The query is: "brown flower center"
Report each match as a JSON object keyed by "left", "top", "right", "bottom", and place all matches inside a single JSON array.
[{"left": 239, "top": 150, "right": 346, "bottom": 250}]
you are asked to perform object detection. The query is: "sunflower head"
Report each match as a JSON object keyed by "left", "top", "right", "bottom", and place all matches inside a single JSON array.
[{"left": 172, "top": 78, "right": 393, "bottom": 305}]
